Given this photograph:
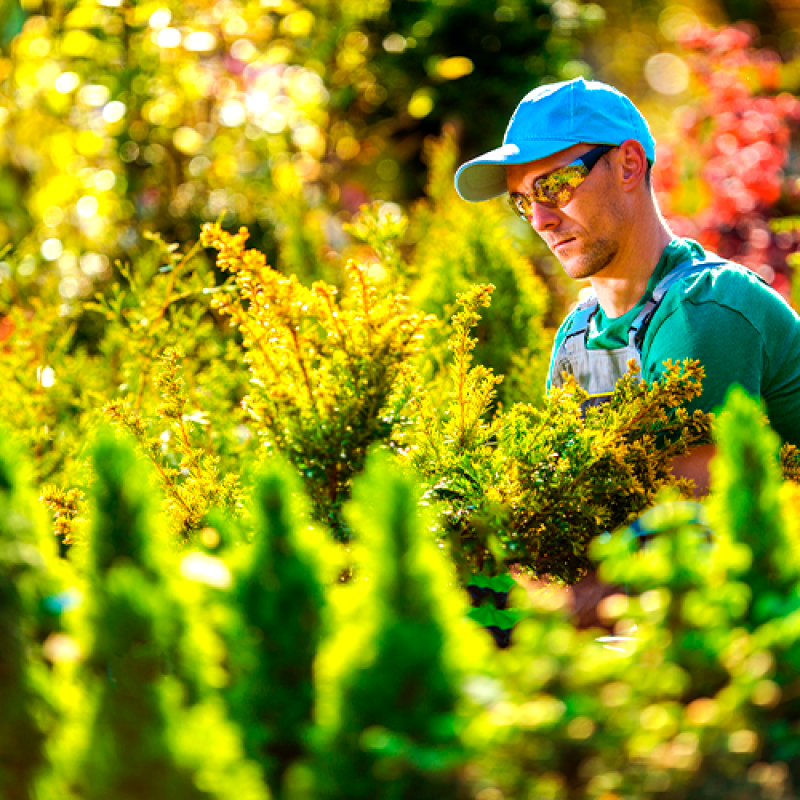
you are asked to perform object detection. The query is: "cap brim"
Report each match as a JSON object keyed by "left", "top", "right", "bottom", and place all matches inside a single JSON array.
[{"left": 455, "top": 138, "right": 583, "bottom": 202}]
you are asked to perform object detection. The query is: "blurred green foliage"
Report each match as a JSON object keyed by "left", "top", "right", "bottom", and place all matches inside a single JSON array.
[
  {"left": 222, "top": 457, "right": 331, "bottom": 799},
  {"left": 312, "top": 451, "right": 485, "bottom": 799},
  {"left": 4, "top": 1, "right": 800, "bottom": 796},
  {"left": 70, "top": 429, "right": 268, "bottom": 800},
  {"left": 3, "top": 392, "right": 800, "bottom": 798},
  {"left": 0, "top": 428, "right": 59, "bottom": 800},
  {"left": 0, "top": 0, "right": 602, "bottom": 288}
]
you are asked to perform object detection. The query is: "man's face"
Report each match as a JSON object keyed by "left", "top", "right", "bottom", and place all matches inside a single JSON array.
[{"left": 506, "top": 144, "right": 626, "bottom": 281}]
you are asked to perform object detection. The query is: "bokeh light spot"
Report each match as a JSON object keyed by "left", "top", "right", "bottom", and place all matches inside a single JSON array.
[
  {"left": 219, "top": 101, "right": 246, "bottom": 127},
  {"left": 37, "top": 366, "right": 56, "bottom": 387},
  {"left": 645, "top": 53, "right": 689, "bottom": 95},
  {"left": 383, "top": 34, "right": 407, "bottom": 53},
  {"left": 41, "top": 238, "right": 63, "bottom": 261},
  {"left": 77, "top": 196, "right": 99, "bottom": 218},
  {"left": 231, "top": 39, "right": 256, "bottom": 61},
  {"left": 729, "top": 730, "right": 758, "bottom": 754},
  {"left": 436, "top": 56, "right": 474, "bottom": 80},
  {"left": 102, "top": 100, "right": 126, "bottom": 123},
  {"left": 78, "top": 84, "right": 110, "bottom": 106},
  {"left": 174, "top": 126, "right": 204, "bottom": 154},
  {"left": 408, "top": 89, "right": 434, "bottom": 119},
  {"left": 156, "top": 27, "right": 182, "bottom": 48},
  {"left": 95, "top": 170, "right": 116, "bottom": 192},
  {"left": 149, "top": 8, "right": 171, "bottom": 28},
  {"left": 55, "top": 72, "right": 79, "bottom": 93},
  {"left": 336, "top": 136, "right": 360, "bottom": 160},
  {"left": 184, "top": 32, "right": 218, "bottom": 52},
  {"left": 224, "top": 15, "right": 248, "bottom": 36}
]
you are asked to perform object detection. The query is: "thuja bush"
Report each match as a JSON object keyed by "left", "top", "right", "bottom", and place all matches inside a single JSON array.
[
  {"left": 0, "top": 429, "right": 64, "bottom": 800},
  {"left": 199, "top": 221, "right": 434, "bottom": 539},
  {"left": 408, "top": 130, "right": 553, "bottom": 407},
  {"left": 403, "top": 284, "right": 713, "bottom": 586},
  {"left": 312, "top": 451, "right": 488, "bottom": 800},
  {"left": 465, "top": 389, "right": 800, "bottom": 799},
  {"left": 221, "top": 458, "right": 332, "bottom": 799},
  {"left": 67, "top": 429, "right": 268, "bottom": 800}
]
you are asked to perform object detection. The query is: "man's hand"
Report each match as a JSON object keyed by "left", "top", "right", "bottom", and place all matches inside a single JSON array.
[{"left": 515, "top": 568, "right": 621, "bottom": 630}]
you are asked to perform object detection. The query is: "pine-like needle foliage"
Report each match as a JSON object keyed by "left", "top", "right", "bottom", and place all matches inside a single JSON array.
[
  {"left": 409, "top": 129, "right": 552, "bottom": 407},
  {"left": 0, "top": 431, "right": 58, "bottom": 800},
  {"left": 709, "top": 387, "right": 800, "bottom": 620},
  {"left": 75, "top": 430, "right": 268, "bottom": 800},
  {"left": 223, "top": 457, "right": 330, "bottom": 799},
  {"left": 406, "top": 286, "right": 712, "bottom": 584},
  {"left": 200, "top": 222, "right": 434, "bottom": 538},
  {"left": 314, "top": 451, "right": 482, "bottom": 800},
  {"left": 105, "top": 346, "right": 243, "bottom": 540}
]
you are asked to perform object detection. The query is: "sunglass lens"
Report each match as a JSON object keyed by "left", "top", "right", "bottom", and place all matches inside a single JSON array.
[
  {"left": 538, "top": 164, "right": 587, "bottom": 208},
  {"left": 509, "top": 194, "right": 528, "bottom": 219}
]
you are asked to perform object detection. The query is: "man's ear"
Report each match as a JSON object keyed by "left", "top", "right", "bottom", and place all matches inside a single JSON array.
[{"left": 616, "top": 139, "right": 649, "bottom": 191}]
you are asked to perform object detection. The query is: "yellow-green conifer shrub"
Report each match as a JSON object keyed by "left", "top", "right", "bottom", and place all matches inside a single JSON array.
[
  {"left": 200, "top": 223, "right": 434, "bottom": 539},
  {"left": 2, "top": 233, "right": 252, "bottom": 545},
  {"left": 222, "top": 458, "right": 332, "bottom": 799},
  {"left": 0, "top": 259, "right": 109, "bottom": 492},
  {"left": 471, "top": 393, "right": 800, "bottom": 799},
  {"left": 557, "top": 389, "right": 800, "bottom": 799},
  {"left": 312, "top": 451, "right": 489, "bottom": 800},
  {"left": 105, "top": 346, "right": 244, "bottom": 540},
  {"left": 406, "top": 285, "right": 712, "bottom": 585},
  {"left": 73, "top": 430, "right": 268, "bottom": 800},
  {"left": 0, "top": 430, "right": 61, "bottom": 800},
  {"left": 408, "top": 130, "right": 552, "bottom": 407}
]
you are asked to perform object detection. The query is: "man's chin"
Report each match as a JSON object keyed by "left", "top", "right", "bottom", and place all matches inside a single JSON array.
[
  {"left": 559, "top": 257, "right": 592, "bottom": 280},
  {"left": 560, "top": 250, "right": 617, "bottom": 281}
]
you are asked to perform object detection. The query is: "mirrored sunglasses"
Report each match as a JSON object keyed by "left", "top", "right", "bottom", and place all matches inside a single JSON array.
[{"left": 508, "top": 144, "right": 616, "bottom": 219}]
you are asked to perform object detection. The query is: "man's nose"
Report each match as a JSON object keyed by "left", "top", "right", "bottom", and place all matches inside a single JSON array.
[{"left": 526, "top": 202, "right": 561, "bottom": 232}]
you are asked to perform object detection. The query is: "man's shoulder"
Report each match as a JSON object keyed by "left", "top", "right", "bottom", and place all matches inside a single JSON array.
[
  {"left": 648, "top": 249, "right": 799, "bottom": 348},
  {"left": 660, "top": 244, "right": 783, "bottom": 311}
]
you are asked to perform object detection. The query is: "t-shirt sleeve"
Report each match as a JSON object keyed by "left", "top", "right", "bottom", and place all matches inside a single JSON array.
[{"left": 641, "top": 298, "right": 765, "bottom": 414}]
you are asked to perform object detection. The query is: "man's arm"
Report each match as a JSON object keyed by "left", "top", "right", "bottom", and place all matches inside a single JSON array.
[{"left": 670, "top": 442, "right": 715, "bottom": 496}]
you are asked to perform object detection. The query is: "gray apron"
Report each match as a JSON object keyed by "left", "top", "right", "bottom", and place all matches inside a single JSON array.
[{"left": 551, "top": 259, "right": 726, "bottom": 409}]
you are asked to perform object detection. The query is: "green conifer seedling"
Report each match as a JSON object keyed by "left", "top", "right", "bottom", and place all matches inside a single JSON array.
[
  {"left": 0, "top": 431, "right": 58, "bottom": 800},
  {"left": 75, "top": 429, "right": 269, "bottom": 800},
  {"left": 314, "top": 451, "right": 483, "bottom": 800},
  {"left": 708, "top": 387, "right": 799, "bottom": 622},
  {"left": 222, "top": 457, "right": 331, "bottom": 799}
]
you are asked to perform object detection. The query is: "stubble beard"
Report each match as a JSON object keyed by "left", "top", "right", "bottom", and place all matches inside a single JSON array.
[{"left": 557, "top": 236, "right": 620, "bottom": 280}]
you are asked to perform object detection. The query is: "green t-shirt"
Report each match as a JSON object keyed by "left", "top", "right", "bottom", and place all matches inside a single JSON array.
[{"left": 547, "top": 238, "right": 800, "bottom": 446}]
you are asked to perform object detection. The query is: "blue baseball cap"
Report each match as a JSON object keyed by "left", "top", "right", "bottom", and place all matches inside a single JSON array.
[{"left": 455, "top": 78, "right": 657, "bottom": 202}]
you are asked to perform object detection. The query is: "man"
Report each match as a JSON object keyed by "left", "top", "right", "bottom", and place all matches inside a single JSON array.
[{"left": 455, "top": 77, "right": 800, "bottom": 493}]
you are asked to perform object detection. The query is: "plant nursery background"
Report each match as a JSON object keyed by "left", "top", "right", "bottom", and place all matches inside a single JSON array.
[{"left": 4, "top": 0, "right": 800, "bottom": 798}]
